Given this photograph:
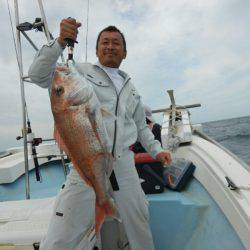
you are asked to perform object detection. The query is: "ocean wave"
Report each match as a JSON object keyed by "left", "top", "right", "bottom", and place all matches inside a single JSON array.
[
  {"left": 216, "top": 133, "right": 250, "bottom": 142},
  {"left": 202, "top": 116, "right": 250, "bottom": 168}
]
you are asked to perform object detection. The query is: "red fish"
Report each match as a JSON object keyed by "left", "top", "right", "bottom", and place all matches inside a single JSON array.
[{"left": 50, "top": 62, "right": 118, "bottom": 234}]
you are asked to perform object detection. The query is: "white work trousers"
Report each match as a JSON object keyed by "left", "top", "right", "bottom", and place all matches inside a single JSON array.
[{"left": 39, "top": 150, "right": 155, "bottom": 250}]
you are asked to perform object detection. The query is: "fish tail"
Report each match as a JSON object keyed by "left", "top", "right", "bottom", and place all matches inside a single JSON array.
[{"left": 95, "top": 198, "right": 120, "bottom": 235}]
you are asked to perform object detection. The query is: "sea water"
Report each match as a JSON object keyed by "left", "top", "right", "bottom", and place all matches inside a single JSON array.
[{"left": 203, "top": 115, "right": 250, "bottom": 171}]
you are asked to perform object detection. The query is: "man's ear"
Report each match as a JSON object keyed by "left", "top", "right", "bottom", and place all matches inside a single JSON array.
[{"left": 123, "top": 51, "right": 127, "bottom": 59}]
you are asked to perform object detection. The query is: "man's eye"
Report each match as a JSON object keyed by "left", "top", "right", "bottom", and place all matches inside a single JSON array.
[{"left": 114, "top": 41, "right": 122, "bottom": 47}]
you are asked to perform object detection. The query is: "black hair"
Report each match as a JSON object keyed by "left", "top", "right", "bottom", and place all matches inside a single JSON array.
[
  {"left": 96, "top": 26, "right": 127, "bottom": 52},
  {"left": 146, "top": 118, "right": 151, "bottom": 124}
]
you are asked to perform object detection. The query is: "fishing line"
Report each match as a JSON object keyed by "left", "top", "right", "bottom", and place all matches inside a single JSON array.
[
  {"left": 6, "top": 0, "right": 21, "bottom": 72},
  {"left": 85, "top": 0, "right": 90, "bottom": 62}
]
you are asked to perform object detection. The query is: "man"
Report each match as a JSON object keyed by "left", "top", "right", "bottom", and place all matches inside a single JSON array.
[
  {"left": 133, "top": 105, "right": 162, "bottom": 153},
  {"left": 29, "top": 18, "right": 171, "bottom": 250}
]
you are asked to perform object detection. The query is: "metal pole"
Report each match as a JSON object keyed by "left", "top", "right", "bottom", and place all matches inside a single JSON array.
[
  {"left": 152, "top": 104, "right": 201, "bottom": 114},
  {"left": 167, "top": 90, "right": 176, "bottom": 127},
  {"left": 37, "top": 0, "right": 64, "bottom": 62},
  {"left": 14, "top": 0, "right": 30, "bottom": 199},
  {"left": 60, "top": 149, "right": 68, "bottom": 179},
  {"left": 37, "top": 0, "right": 51, "bottom": 42},
  {"left": 21, "top": 31, "right": 38, "bottom": 51}
]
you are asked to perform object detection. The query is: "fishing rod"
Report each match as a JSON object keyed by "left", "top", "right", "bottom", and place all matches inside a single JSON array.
[{"left": 65, "top": 18, "right": 78, "bottom": 63}]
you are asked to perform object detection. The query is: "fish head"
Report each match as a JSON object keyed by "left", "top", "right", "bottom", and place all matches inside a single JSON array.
[
  {"left": 51, "top": 64, "right": 93, "bottom": 113},
  {"left": 50, "top": 65, "right": 73, "bottom": 112}
]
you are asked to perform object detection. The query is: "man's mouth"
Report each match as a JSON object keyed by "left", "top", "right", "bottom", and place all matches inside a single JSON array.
[{"left": 104, "top": 52, "right": 116, "bottom": 56}]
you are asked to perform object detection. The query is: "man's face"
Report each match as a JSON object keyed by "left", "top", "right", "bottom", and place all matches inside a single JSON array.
[{"left": 96, "top": 31, "right": 126, "bottom": 68}]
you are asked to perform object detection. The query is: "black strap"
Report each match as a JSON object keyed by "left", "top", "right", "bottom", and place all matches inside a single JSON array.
[
  {"left": 109, "top": 171, "right": 119, "bottom": 191},
  {"left": 32, "top": 145, "right": 41, "bottom": 182}
]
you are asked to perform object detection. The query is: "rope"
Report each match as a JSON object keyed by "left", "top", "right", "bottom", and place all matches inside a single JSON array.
[{"left": 85, "top": 0, "right": 90, "bottom": 62}]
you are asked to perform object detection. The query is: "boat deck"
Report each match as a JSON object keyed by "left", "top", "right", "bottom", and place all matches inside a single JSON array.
[{"left": 0, "top": 160, "right": 245, "bottom": 249}]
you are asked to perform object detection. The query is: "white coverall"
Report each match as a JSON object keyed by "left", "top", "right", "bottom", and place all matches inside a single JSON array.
[{"left": 28, "top": 39, "right": 163, "bottom": 250}]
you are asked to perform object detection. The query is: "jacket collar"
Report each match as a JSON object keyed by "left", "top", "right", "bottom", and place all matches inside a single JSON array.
[{"left": 93, "top": 61, "right": 131, "bottom": 83}]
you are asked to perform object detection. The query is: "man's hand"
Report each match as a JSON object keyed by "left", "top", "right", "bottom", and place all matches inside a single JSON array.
[
  {"left": 155, "top": 151, "right": 172, "bottom": 166},
  {"left": 57, "top": 18, "right": 82, "bottom": 48}
]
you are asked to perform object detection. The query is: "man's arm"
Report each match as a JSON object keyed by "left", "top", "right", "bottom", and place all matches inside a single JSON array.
[
  {"left": 133, "top": 98, "right": 171, "bottom": 165},
  {"left": 28, "top": 39, "right": 63, "bottom": 88},
  {"left": 28, "top": 18, "right": 81, "bottom": 88},
  {"left": 134, "top": 98, "right": 162, "bottom": 157}
]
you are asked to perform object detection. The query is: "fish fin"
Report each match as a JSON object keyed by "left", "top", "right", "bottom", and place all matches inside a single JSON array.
[
  {"left": 87, "top": 108, "right": 111, "bottom": 153},
  {"left": 95, "top": 198, "right": 121, "bottom": 235},
  {"left": 53, "top": 125, "right": 69, "bottom": 155},
  {"left": 104, "top": 153, "right": 114, "bottom": 177},
  {"left": 87, "top": 108, "right": 103, "bottom": 148},
  {"left": 95, "top": 204, "right": 105, "bottom": 236}
]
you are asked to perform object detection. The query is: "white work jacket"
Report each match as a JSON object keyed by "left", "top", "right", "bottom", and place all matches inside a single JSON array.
[{"left": 28, "top": 39, "right": 163, "bottom": 159}]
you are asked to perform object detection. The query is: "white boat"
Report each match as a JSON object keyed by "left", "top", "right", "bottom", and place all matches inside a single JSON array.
[
  {"left": 0, "top": 137, "right": 61, "bottom": 184},
  {"left": 1, "top": 1, "right": 249, "bottom": 249},
  {"left": 1, "top": 90, "right": 250, "bottom": 249}
]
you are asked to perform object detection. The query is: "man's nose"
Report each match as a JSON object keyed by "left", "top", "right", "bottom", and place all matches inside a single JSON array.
[{"left": 106, "top": 42, "right": 114, "bottom": 50}]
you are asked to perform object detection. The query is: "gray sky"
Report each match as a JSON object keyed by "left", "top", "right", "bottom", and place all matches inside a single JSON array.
[{"left": 0, "top": 0, "right": 250, "bottom": 151}]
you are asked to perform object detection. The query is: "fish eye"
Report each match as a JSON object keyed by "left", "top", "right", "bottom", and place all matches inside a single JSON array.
[{"left": 55, "top": 86, "right": 64, "bottom": 96}]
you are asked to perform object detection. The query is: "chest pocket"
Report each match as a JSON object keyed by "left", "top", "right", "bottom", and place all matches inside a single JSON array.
[
  {"left": 85, "top": 74, "right": 114, "bottom": 106},
  {"left": 85, "top": 74, "right": 110, "bottom": 87}
]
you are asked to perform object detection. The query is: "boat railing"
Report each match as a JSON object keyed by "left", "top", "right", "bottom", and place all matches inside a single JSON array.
[{"left": 152, "top": 103, "right": 201, "bottom": 114}]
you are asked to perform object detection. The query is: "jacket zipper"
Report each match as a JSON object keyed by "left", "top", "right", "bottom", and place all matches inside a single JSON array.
[
  {"left": 111, "top": 77, "right": 130, "bottom": 157},
  {"left": 94, "top": 64, "right": 130, "bottom": 157}
]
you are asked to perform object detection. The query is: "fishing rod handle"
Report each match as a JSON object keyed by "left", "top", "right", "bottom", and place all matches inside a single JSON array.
[{"left": 65, "top": 17, "right": 78, "bottom": 48}]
